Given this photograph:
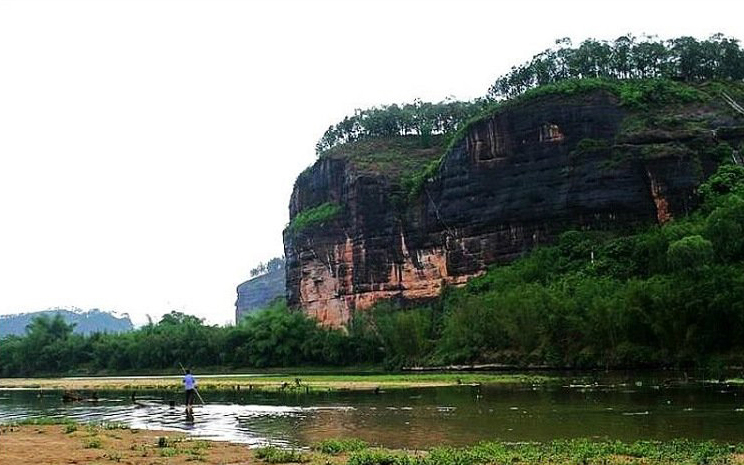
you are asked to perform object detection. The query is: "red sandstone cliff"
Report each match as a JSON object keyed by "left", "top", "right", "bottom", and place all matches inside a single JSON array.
[{"left": 284, "top": 88, "right": 743, "bottom": 326}]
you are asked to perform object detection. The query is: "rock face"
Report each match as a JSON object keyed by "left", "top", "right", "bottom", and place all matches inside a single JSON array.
[
  {"left": 235, "top": 266, "right": 285, "bottom": 322},
  {"left": 284, "top": 89, "right": 743, "bottom": 326}
]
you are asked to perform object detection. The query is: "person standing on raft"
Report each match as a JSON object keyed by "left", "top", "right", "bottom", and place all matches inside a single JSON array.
[{"left": 183, "top": 369, "right": 197, "bottom": 408}]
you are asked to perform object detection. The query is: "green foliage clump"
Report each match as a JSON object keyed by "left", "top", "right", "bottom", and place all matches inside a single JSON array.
[
  {"left": 347, "top": 448, "right": 414, "bottom": 465},
  {"left": 84, "top": 437, "right": 102, "bottom": 449},
  {"left": 312, "top": 438, "right": 369, "bottom": 455},
  {"left": 255, "top": 446, "right": 309, "bottom": 463},
  {"left": 402, "top": 156, "right": 443, "bottom": 200},
  {"left": 666, "top": 235, "right": 714, "bottom": 271},
  {"left": 615, "top": 78, "right": 704, "bottom": 109},
  {"left": 287, "top": 202, "right": 343, "bottom": 235},
  {"left": 6, "top": 417, "right": 76, "bottom": 427},
  {"left": 699, "top": 164, "right": 744, "bottom": 207}
]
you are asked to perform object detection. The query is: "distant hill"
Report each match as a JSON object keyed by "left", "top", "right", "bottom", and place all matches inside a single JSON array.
[{"left": 0, "top": 308, "right": 133, "bottom": 337}]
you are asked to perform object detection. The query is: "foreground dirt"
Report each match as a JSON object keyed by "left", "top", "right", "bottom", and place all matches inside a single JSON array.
[
  {"left": 0, "top": 424, "right": 258, "bottom": 465},
  {"left": 0, "top": 424, "right": 351, "bottom": 465}
]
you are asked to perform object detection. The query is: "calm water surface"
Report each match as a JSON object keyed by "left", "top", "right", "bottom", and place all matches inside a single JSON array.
[{"left": 1, "top": 375, "right": 743, "bottom": 448}]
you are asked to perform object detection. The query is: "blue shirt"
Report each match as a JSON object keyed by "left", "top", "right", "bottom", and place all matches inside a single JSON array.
[{"left": 183, "top": 374, "right": 196, "bottom": 390}]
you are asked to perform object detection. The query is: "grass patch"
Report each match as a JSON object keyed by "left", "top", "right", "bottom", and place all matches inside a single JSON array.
[
  {"left": 9, "top": 416, "right": 76, "bottom": 426},
  {"left": 348, "top": 448, "right": 414, "bottom": 465},
  {"left": 312, "top": 438, "right": 369, "bottom": 455},
  {"left": 287, "top": 202, "right": 343, "bottom": 234},
  {"left": 344, "top": 439, "right": 743, "bottom": 465},
  {"left": 255, "top": 445, "right": 310, "bottom": 463},
  {"left": 158, "top": 447, "right": 178, "bottom": 457},
  {"left": 193, "top": 373, "right": 555, "bottom": 390},
  {"left": 84, "top": 437, "right": 103, "bottom": 449},
  {"left": 64, "top": 423, "right": 78, "bottom": 434},
  {"left": 323, "top": 135, "right": 445, "bottom": 181}
]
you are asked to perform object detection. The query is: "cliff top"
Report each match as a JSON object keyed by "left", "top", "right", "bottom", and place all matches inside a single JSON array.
[{"left": 319, "top": 135, "right": 447, "bottom": 186}]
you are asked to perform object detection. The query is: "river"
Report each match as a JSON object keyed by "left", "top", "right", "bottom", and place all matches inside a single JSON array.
[{"left": 1, "top": 374, "right": 743, "bottom": 448}]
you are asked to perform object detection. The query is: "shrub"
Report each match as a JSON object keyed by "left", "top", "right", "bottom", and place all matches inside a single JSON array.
[
  {"left": 347, "top": 448, "right": 413, "bottom": 465},
  {"left": 255, "top": 446, "right": 309, "bottom": 463},
  {"left": 84, "top": 437, "right": 102, "bottom": 449},
  {"left": 312, "top": 438, "right": 369, "bottom": 455},
  {"left": 667, "top": 235, "right": 714, "bottom": 271},
  {"left": 287, "top": 202, "right": 343, "bottom": 234}
]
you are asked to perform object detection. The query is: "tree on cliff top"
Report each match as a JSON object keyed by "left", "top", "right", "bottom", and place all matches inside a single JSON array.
[
  {"left": 315, "top": 98, "right": 486, "bottom": 155},
  {"left": 250, "top": 256, "right": 285, "bottom": 278},
  {"left": 487, "top": 33, "right": 744, "bottom": 99}
]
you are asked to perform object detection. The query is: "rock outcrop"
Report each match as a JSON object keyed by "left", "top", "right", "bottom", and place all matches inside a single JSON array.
[
  {"left": 284, "top": 88, "right": 743, "bottom": 326},
  {"left": 235, "top": 266, "right": 285, "bottom": 322}
]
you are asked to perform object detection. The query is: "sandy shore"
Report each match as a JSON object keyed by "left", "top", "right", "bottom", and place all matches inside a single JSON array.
[
  {"left": 0, "top": 423, "right": 350, "bottom": 465},
  {"left": 0, "top": 373, "right": 550, "bottom": 391},
  {"left": 0, "top": 423, "right": 254, "bottom": 465}
]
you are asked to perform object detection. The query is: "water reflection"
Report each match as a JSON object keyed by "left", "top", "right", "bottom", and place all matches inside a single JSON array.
[{"left": 1, "top": 381, "right": 744, "bottom": 448}]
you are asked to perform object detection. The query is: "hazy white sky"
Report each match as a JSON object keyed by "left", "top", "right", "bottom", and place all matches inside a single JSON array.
[{"left": 0, "top": 0, "right": 741, "bottom": 325}]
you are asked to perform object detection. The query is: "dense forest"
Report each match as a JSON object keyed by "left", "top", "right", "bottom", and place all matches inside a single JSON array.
[{"left": 1, "top": 164, "right": 743, "bottom": 376}]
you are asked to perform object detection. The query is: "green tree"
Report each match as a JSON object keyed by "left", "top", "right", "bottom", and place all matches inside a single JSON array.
[{"left": 667, "top": 235, "right": 714, "bottom": 272}]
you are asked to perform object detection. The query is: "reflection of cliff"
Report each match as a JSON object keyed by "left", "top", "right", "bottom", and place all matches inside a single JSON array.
[
  {"left": 235, "top": 266, "right": 285, "bottom": 322},
  {"left": 284, "top": 89, "right": 743, "bottom": 326}
]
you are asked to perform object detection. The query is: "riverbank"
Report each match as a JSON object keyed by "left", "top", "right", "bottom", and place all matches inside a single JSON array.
[
  {"left": 0, "top": 422, "right": 259, "bottom": 465},
  {"left": 0, "top": 372, "right": 553, "bottom": 391},
  {"left": 2, "top": 420, "right": 743, "bottom": 465}
]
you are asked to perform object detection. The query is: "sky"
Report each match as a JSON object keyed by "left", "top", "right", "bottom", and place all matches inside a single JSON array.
[{"left": 0, "top": 0, "right": 741, "bottom": 326}]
